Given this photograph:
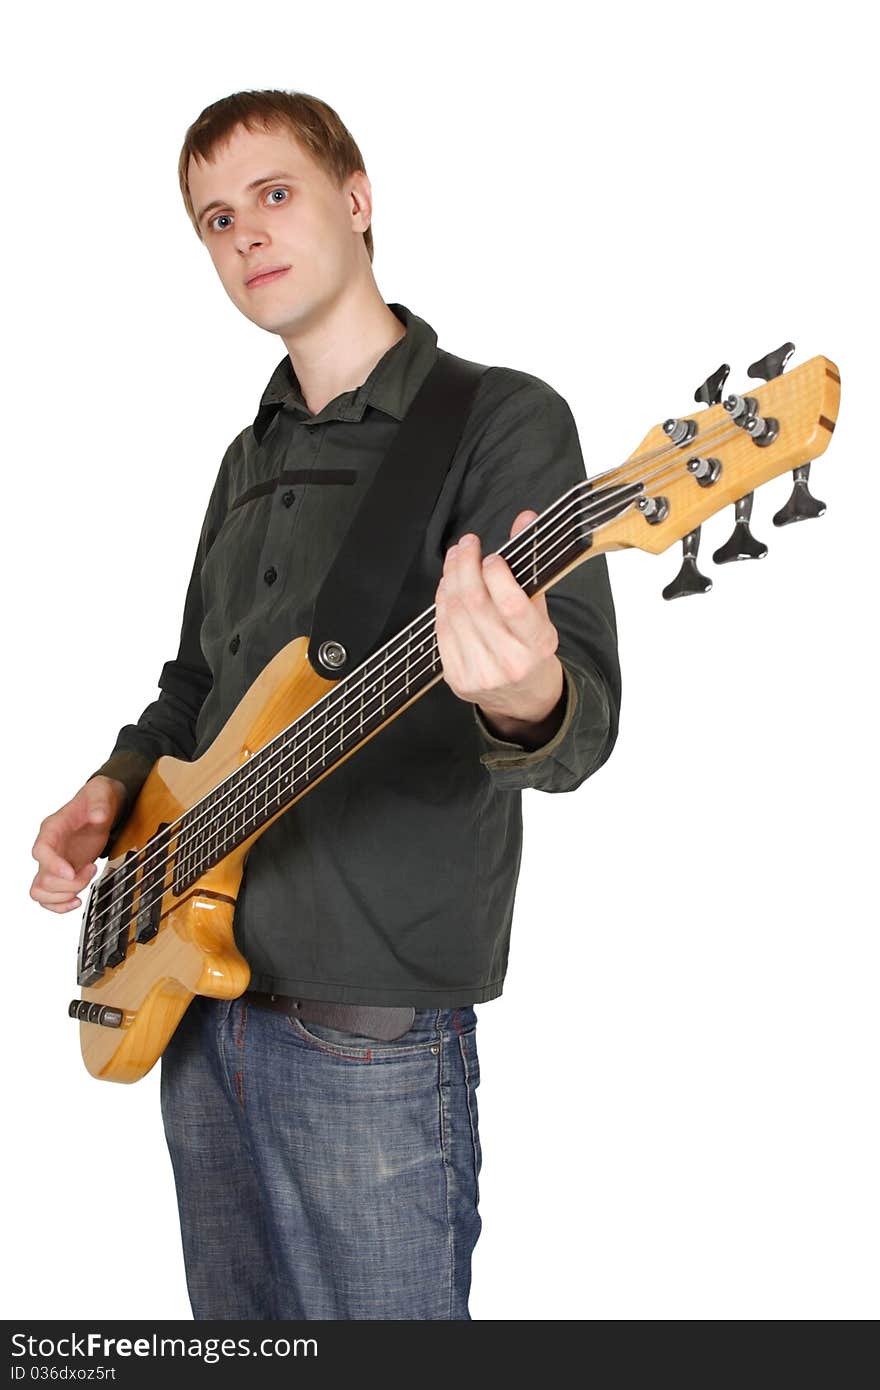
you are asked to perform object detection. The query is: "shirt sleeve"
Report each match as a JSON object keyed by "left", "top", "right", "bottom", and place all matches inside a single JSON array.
[
  {"left": 87, "top": 439, "right": 236, "bottom": 853},
  {"left": 451, "top": 373, "right": 622, "bottom": 794}
]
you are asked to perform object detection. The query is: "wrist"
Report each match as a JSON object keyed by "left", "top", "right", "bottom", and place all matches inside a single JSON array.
[
  {"left": 87, "top": 774, "right": 128, "bottom": 812},
  {"left": 477, "top": 659, "right": 566, "bottom": 748}
]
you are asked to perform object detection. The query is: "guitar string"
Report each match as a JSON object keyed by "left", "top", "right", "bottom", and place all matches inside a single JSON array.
[
  {"left": 81, "top": 492, "right": 613, "bottom": 961},
  {"left": 81, "top": 418, "right": 748, "bottom": 959},
  {"left": 80, "top": 472, "right": 646, "bottom": 961},
  {"left": 82, "top": 416, "right": 746, "bottom": 958},
  {"left": 81, "top": 416, "right": 747, "bottom": 957},
  {"left": 101, "top": 404, "right": 742, "bottom": 896},
  {"left": 96, "top": 402, "right": 740, "bottom": 898}
]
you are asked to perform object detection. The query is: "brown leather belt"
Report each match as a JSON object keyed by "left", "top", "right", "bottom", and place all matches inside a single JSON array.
[{"left": 244, "top": 990, "right": 417, "bottom": 1042}]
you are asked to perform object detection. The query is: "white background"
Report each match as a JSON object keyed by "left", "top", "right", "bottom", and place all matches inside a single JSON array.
[{"left": 4, "top": 0, "right": 876, "bottom": 1321}]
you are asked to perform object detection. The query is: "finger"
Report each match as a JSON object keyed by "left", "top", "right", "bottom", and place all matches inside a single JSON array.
[
  {"left": 443, "top": 534, "right": 509, "bottom": 645},
  {"left": 435, "top": 562, "right": 478, "bottom": 686},
  {"left": 31, "top": 835, "right": 77, "bottom": 881},
  {"left": 31, "top": 882, "right": 83, "bottom": 907},
  {"left": 440, "top": 535, "right": 511, "bottom": 680},
  {"left": 510, "top": 508, "right": 539, "bottom": 536},
  {"left": 42, "top": 899, "right": 83, "bottom": 914},
  {"left": 36, "top": 863, "right": 96, "bottom": 894},
  {"left": 435, "top": 574, "right": 504, "bottom": 700},
  {"left": 450, "top": 533, "right": 548, "bottom": 668},
  {"left": 481, "top": 549, "right": 556, "bottom": 650}
]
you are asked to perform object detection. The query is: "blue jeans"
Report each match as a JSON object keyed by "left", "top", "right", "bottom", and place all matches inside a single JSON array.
[{"left": 159, "top": 995, "right": 483, "bottom": 1319}]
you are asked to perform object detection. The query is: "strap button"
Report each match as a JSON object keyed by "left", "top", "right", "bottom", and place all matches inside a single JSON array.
[{"left": 318, "top": 640, "right": 347, "bottom": 670}]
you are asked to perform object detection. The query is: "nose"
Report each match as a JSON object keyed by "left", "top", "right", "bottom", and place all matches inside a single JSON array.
[
  {"left": 234, "top": 216, "right": 270, "bottom": 255},
  {"left": 237, "top": 235, "right": 267, "bottom": 258}
]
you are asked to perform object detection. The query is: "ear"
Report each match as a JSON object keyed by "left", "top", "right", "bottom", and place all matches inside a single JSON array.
[{"left": 348, "top": 170, "right": 372, "bottom": 235}]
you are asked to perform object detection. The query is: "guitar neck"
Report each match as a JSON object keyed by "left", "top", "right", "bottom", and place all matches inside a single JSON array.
[{"left": 168, "top": 473, "right": 636, "bottom": 893}]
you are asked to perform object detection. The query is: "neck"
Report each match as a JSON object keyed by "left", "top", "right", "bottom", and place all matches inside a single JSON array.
[{"left": 280, "top": 280, "right": 407, "bottom": 416}]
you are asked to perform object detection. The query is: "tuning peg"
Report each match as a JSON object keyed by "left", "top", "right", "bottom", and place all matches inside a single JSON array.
[
  {"left": 662, "top": 527, "right": 712, "bottom": 600},
  {"left": 746, "top": 342, "right": 827, "bottom": 529},
  {"left": 703, "top": 341, "right": 793, "bottom": 564},
  {"left": 712, "top": 490, "right": 768, "bottom": 564},
  {"left": 772, "top": 462, "right": 826, "bottom": 526},
  {"left": 692, "top": 360, "right": 769, "bottom": 568},
  {"left": 747, "top": 342, "right": 796, "bottom": 383},
  {"left": 694, "top": 363, "right": 731, "bottom": 407}
]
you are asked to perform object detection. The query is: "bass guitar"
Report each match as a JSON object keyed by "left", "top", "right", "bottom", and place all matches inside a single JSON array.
[{"left": 70, "top": 342, "right": 840, "bottom": 1081}]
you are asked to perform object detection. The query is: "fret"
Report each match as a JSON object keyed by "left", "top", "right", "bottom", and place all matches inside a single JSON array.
[
  {"left": 202, "top": 795, "right": 211, "bottom": 870},
  {"left": 302, "top": 726, "right": 311, "bottom": 785},
  {"left": 194, "top": 798, "right": 204, "bottom": 874},
  {"left": 216, "top": 788, "right": 225, "bottom": 862},
  {"left": 195, "top": 807, "right": 204, "bottom": 880},
  {"left": 287, "top": 743, "right": 297, "bottom": 795},
  {"left": 241, "top": 772, "right": 251, "bottom": 834},
  {"left": 184, "top": 812, "right": 194, "bottom": 883}
]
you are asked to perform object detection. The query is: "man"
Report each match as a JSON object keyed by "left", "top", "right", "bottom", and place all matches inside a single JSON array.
[{"left": 30, "top": 89, "right": 621, "bottom": 1320}]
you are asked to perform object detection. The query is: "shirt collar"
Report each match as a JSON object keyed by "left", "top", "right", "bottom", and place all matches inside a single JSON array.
[{"left": 250, "top": 302, "right": 439, "bottom": 444}]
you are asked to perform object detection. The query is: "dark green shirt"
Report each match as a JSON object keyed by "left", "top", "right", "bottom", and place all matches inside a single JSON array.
[{"left": 92, "top": 303, "right": 621, "bottom": 1006}]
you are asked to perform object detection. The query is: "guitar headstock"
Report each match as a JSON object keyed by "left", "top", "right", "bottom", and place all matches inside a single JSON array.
[{"left": 590, "top": 346, "right": 840, "bottom": 597}]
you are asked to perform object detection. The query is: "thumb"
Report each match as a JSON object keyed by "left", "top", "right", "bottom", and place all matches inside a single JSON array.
[{"left": 509, "top": 508, "right": 539, "bottom": 539}]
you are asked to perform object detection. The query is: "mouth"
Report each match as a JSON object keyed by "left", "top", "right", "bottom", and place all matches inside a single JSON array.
[{"left": 246, "top": 266, "right": 291, "bottom": 289}]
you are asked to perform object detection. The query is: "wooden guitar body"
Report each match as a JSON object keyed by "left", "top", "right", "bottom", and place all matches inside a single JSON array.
[{"left": 77, "top": 636, "right": 336, "bottom": 1083}]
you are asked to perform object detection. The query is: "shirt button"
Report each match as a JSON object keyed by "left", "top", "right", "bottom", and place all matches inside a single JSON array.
[
  {"left": 281, "top": 489, "right": 295, "bottom": 507},
  {"left": 263, "top": 566, "right": 278, "bottom": 586},
  {"left": 229, "top": 634, "right": 240, "bottom": 654}
]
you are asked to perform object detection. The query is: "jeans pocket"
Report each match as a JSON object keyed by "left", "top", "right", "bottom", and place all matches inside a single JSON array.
[
  {"left": 287, "top": 1013, "right": 441, "bottom": 1061},
  {"left": 457, "top": 1029, "right": 482, "bottom": 1205}
]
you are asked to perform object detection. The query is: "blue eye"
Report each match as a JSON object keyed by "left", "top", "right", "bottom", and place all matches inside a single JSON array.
[{"left": 208, "top": 188, "right": 288, "bottom": 233}]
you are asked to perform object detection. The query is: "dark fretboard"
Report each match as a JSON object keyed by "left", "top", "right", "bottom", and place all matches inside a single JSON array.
[
  {"left": 168, "top": 476, "right": 639, "bottom": 894},
  {"left": 77, "top": 474, "right": 639, "bottom": 984}
]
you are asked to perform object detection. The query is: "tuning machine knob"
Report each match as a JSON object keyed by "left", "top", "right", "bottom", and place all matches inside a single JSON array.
[
  {"left": 712, "top": 491, "right": 768, "bottom": 564},
  {"left": 747, "top": 342, "right": 827, "bottom": 528},
  {"left": 772, "top": 462, "right": 826, "bottom": 526},
  {"left": 694, "top": 360, "right": 769, "bottom": 568},
  {"left": 662, "top": 527, "right": 712, "bottom": 600}
]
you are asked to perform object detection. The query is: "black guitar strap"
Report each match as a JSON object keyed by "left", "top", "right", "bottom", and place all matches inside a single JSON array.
[{"left": 307, "top": 348, "right": 489, "bottom": 680}]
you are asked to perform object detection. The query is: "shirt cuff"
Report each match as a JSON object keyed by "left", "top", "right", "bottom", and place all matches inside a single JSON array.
[{"left": 472, "top": 662, "right": 579, "bottom": 769}]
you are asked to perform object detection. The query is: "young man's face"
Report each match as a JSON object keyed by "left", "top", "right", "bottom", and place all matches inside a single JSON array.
[{"left": 188, "top": 123, "right": 372, "bottom": 337}]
